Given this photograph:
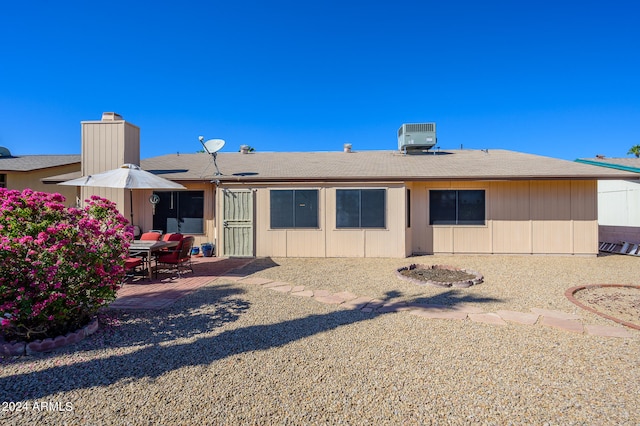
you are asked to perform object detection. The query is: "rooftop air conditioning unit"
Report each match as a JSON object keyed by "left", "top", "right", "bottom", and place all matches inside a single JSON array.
[{"left": 398, "top": 123, "right": 436, "bottom": 151}]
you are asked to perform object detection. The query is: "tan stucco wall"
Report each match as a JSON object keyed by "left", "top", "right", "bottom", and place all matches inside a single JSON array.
[
  {"left": 209, "top": 179, "right": 599, "bottom": 258},
  {"left": 410, "top": 180, "right": 598, "bottom": 255},
  {"left": 218, "top": 182, "right": 408, "bottom": 258},
  {"left": 5, "top": 164, "right": 81, "bottom": 206}
]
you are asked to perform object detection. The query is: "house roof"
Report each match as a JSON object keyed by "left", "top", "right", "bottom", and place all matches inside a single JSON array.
[
  {"left": 138, "top": 149, "right": 640, "bottom": 183},
  {"left": 0, "top": 154, "right": 80, "bottom": 172},
  {"left": 575, "top": 157, "right": 640, "bottom": 174}
]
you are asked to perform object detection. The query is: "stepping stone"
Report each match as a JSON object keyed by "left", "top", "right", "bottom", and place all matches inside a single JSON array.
[
  {"left": 313, "top": 289, "right": 332, "bottom": 298},
  {"left": 268, "top": 285, "right": 292, "bottom": 293},
  {"left": 496, "top": 310, "right": 539, "bottom": 325},
  {"left": 364, "top": 299, "right": 385, "bottom": 309},
  {"left": 291, "top": 290, "right": 314, "bottom": 297},
  {"left": 332, "top": 291, "right": 359, "bottom": 302},
  {"left": 584, "top": 325, "right": 635, "bottom": 338},
  {"left": 360, "top": 307, "right": 375, "bottom": 313},
  {"left": 409, "top": 308, "right": 468, "bottom": 320},
  {"left": 262, "top": 281, "right": 290, "bottom": 288},
  {"left": 539, "top": 316, "right": 584, "bottom": 334},
  {"left": 452, "top": 304, "right": 484, "bottom": 314},
  {"left": 291, "top": 285, "right": 305, "bottom": 293},
  {"left": 341, "top": 296, "right": 373, "bottom": 310},
  {"left": 238, "top": 277, "right": 273, "bottom": 285},
  {"left": 468, "top": 313, "right": 507, "bottom": 326},
  {"left": 377, "top": 302, "right": 410, "bottom": 313},
  {"left": 530, "top": 308, "right": 581, "bottom": 321},
  {"left": 315, "top": 295, "right": 345, "bottom": 305}
]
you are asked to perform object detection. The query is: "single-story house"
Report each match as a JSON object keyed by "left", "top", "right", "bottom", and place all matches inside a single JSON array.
[
  {"left": 0, "top": 146, "right": 80, "bottom": 203},
  {"left": 575, "top": 157, "right": 640, "bottom": 243},
  {"left": 40, "top": 113, "right": 639, "bottom": 258}
]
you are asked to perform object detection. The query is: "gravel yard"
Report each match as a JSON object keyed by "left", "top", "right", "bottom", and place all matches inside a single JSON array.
[{"left": 1, "top": 254, "right": 639, "bottom": 425}]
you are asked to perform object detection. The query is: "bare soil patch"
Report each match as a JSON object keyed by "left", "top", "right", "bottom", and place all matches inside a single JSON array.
[{"left": 573, "top": 285, "right": 640, "bottom": 326}]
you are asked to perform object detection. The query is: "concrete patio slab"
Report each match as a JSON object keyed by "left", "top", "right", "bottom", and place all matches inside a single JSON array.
[
  {"left": 112, "top": 257, "right": 254, "bottom": 310},
  {"left": 496, "top": 310, "right": 540, "bottom": 325}
]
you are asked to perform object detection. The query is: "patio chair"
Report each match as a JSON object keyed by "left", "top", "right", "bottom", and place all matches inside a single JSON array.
[
  {"left": 156, "top": 236, "right": 195, "bottom": 278},
  {"left": 124, "top": 257, "right": 144, "bottom": 283}
]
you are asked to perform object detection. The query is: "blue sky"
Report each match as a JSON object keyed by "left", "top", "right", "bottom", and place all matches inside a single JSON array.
[{"left": 1, "top": 1, "right": 638, "bottom": 161}]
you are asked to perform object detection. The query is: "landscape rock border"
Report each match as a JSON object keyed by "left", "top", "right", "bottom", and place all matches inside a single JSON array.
[
  {"left": 0, "top": 317, "right": 99, "bottom": 357},
  {"left": 396, "top": 264, "right": 484, "bottom": 288},
  {"left": 566, "top": 284, "right": 640, "bottom": 331}
]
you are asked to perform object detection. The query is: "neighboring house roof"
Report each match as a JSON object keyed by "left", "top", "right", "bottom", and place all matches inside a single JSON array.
[
  {"left": 0, "top": 154, "right": 81, "bottom": 172},
  {"left": 139, "top": 149, "right": 640, "bottom": 183},
  {"left": 575, "top": 157, "right": 640, "bottom": 174}
]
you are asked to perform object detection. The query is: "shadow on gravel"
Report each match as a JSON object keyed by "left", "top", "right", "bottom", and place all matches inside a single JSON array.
[{"left": 0, "top": 289, "right": 499, "bottom": 402}]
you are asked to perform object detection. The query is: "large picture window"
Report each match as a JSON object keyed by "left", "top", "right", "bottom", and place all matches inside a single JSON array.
[
  {"left": 336, "top": 189, "right": 386, "bottom": 228},
  {"left": 429, "top": 190, "right": 485, "bottom": 225},
  {"left": 270, "top": 189, "right": 319, "bottom": 228},
  {"left": 152, "top": 190, "right": 204, "bottom": 234}
]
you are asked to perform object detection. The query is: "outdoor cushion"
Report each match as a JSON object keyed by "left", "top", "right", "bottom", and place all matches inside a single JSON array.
[
  {"left": 162, "top": 233, "right": 183, "bottom": 242},
  {"left": 140, "top": 232, "right": 162, "bottom": 241}
]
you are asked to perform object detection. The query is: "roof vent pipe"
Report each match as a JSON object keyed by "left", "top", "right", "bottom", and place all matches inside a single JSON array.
[{"left": 343, "top": 143, "right": 352, "bottom": 153}]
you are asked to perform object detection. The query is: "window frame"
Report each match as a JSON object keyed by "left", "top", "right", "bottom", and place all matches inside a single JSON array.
[
  {"left": 336, "top": 188, "right": 386, "bottom": 229},
  {"left": 429, "top": 189, "right": 486, "bottom": 226},
  {"left": 152, "top": 190, "right": 205, "bottom": 234},
  {"left": 269, "top": 189, "right": 320, "bottom": 229}
]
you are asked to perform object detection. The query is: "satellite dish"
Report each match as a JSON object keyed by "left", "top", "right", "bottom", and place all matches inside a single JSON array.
[
  {"left": 203, "top": 138, "right": 225, "bottom": 154},
  {"left": 198, "top": 136, "right": 225, "bottom": 176}
]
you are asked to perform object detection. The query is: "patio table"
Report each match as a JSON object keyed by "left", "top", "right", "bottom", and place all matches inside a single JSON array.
[{"left": 129, "top": 240, "right": 180, "bottom": 279}]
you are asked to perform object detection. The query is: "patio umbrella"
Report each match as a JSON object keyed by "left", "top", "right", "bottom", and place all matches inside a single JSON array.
[{"left": 59, "top": 163, "right": 186, "bottom": 226}]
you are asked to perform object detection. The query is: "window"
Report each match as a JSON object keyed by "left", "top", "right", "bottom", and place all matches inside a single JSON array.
[
  {"left": 336, "top": 189, "right": 385, "bottom": 228},
  {"left": 0, "top": 174, "right": 5, "bottom": 188},
  {"left": 429, "top": 190, "right": 485, "bottom": 225},
  {"left": 152, "top": 190, "right": 204, "bottom": 234},
  {"left": 270, "top": 190, "right": 319, "bottom": 228}
]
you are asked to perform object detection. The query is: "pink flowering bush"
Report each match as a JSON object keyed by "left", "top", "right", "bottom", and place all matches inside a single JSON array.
[{"left": 0, "top": 189, "right": 134, "bottom": 342}]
